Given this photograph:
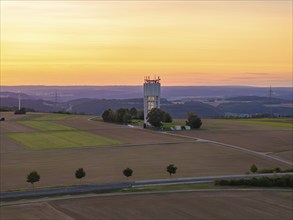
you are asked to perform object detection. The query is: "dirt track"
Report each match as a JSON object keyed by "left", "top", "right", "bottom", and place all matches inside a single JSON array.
[{"left": 1, "top": 191, "right": 292, "bottom": 219}]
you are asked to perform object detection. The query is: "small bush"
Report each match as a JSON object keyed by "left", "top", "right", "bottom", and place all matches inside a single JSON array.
[
  {"left": 215, "top": 179, "right": 229, "bottom": 185},
  {"left": 250, "top": 177, "right": 258, "bottom": 186},
  {"left": 258, "top": 177, "right": 273, "bottom": 187},
  {"left": 15, "top": 108, "right": 26, "bottom": 115},
  {"left": 250, "top": 164, "right": 258, "bottom": 173},
  {"left": 274, "top": 177, "right": 285, "bottom": 187}
]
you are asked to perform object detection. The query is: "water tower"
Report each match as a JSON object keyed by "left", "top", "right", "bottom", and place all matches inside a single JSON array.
[{"left": 143, "top": 76, "right": 161, "bottom": 125}]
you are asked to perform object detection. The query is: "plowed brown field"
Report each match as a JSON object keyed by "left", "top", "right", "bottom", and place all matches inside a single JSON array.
[
  {"left": 1, "top": 191, "right": 292, "bottom": 220},
  {"left": 172, "top": 118, "right": 293, "bottom": 162}
]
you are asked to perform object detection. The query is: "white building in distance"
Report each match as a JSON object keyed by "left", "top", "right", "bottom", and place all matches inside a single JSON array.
[{"left": 143, "top": 76, "right": 161, "bottom": 125}]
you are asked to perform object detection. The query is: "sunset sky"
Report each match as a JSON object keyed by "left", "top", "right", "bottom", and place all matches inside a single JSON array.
[{"left": 1, "top": 1, "right": 292, "bottom": 86}]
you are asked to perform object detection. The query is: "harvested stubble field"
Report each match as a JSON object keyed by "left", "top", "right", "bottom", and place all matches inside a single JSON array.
[
  {"left": 1, "top": 191, "right": 292, "bottom": 219},
  {"left": 0, "top": 112, "right": 291, "bottom": 191},
  {"left": 172, "top": 118, "right": 293, "bottom": 162}
]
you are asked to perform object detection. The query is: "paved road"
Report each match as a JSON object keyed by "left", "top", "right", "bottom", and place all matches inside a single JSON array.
[
  {"left": 0, "top": 182, "right": 130, "bottom": 200},
  {"left": 1, "top": 173, "right": 292, "bottom": 200}
]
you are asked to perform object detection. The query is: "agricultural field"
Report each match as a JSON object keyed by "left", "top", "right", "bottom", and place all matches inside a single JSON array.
[
  {"left": 172, "top": 118, "right": 293, "bottom": 162},
  {"left": 2, "top": 112, "right": 122, "bottom": 150},
  {"left": 0, "top": 112, "right": 291, "bottom": 191},
  {"left": 8, "top": 131, "right": 122, "bottom": 150},
  {"left": 1, "top": 190, "right": 292, "bottom": 219}
]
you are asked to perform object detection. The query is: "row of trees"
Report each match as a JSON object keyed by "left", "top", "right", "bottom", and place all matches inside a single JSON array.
[
  {"left": 102, "top": 107, "right": 202, "bottom": 129},
  {"left": 26, "top": 164, "right": 178, "bottom": 189},
  {"left": 102, "top": 108, "right": 144, "bottom": 124},
  {"left": 27, "top": 165, "right": 292, "bottom": 190},
  {"left": 143, "top": 108, "right": 202, "bottom": 129}
]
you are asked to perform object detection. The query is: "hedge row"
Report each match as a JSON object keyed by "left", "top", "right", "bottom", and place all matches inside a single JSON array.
[
  {"left": 257, "top": 167, "right": 293, "bottom": 174},
  {"left": 215, "top": 175, "right": 293, "bottom": 187}
]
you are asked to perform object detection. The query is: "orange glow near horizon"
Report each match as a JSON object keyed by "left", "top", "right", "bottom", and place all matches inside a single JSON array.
[{"left": 1, "top": 1, "right": 292, "bottom": 86}]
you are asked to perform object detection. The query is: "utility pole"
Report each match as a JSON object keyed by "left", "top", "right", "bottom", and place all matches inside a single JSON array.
[
  {"left": 54, "top": 90, "right": 58, "bottom": 111},
  {"left": 269, "top": 85, "right": 273, "bottom": 117},
  {"left": 18, "top": 91, "right": 21, "bottom": 110}
]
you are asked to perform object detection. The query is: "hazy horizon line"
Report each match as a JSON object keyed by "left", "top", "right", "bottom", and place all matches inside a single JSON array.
[{"left": 1, "top": 85, "right": 292, "bottom": 88}]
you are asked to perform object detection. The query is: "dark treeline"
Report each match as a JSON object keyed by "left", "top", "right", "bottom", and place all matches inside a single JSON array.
[
  {"left": 102, "top": 107, "right": 144, "bottom": 124},
  {"left": 257, "top": 167, "right": 293, "bottom": 174},
  {"left": 0, "top": 106, "right": 35, "bottom": 113},
  {"left": 215, "top": 175, "right": 293, "bottom": 187},
  {"left": 2, "top": 95, "right": 292, "bottom": 117}
]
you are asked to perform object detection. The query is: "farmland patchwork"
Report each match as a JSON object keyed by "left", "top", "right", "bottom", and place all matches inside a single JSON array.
[{"left": 7, "top": 115, "right": 122, "bottom": 150}]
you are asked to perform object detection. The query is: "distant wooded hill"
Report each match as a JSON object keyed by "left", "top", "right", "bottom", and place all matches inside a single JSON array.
[
  {"left": 2, "top": 86, "right": 292, "bottom": 101},
  {"left": 226, "top": 96, "right": 292, "bottom": 104},
  {"left": 1, "top": 92, "right": 292, "bottom": 117}
]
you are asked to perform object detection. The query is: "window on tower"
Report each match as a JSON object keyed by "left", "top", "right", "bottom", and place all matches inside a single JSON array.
[{"left": 147, "top": 96, "right": 155, "bottom": 101}]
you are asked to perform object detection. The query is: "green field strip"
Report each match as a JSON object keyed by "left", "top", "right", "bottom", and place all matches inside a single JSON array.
[
  {"left": 8, "top": 131, "right": 123, "bottom": 150},
  {"left": 18, "top": 120, "right": 75, "bottom": 131},
  {"left": 228, "top": 120, "right": 293, "bottom": 128}
]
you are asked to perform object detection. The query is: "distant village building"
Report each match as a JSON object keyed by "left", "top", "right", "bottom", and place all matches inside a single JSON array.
[{"left": 143, "top": 76, "right": 161, "bottom": 125}]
